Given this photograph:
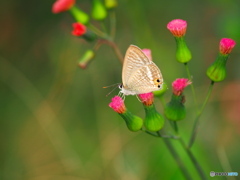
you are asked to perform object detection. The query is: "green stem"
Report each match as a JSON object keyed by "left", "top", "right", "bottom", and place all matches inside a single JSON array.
[
  {"left": 88, "top": 24, "right": 110, "bottom": 40},
  {"left": 157, "top": 131, "right": 192, "bottom": 180},
  {"left": 142, "top": 129, "right": 179, "bottom": 139},
  {"left": 178, "top": 138, "right": 207, "bottom": 180},
  {"left": 108, "top": 40, "right": 124, "bottom": 63},
  {"left": 92, "top": 39, "right": 124, "bottom": 63},
  {"left": 161, "top": 99, "right": 206, "bottom": 179},
  {"left": 188, "top": 81, "right": 215, "bottom": 148},
  {"left": 184, "top": 63, "right": 198, "bottom": 111},
  {"left": 173, "top": 121, "right": 178, "bottom": 133},
  {"left": 101, "top": 21, "right": 108, "bottom": 34}
]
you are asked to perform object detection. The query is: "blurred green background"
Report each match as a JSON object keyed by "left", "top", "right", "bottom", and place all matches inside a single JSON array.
[{"left": 0, "top": 0, "right": 240, "bottom": 179}]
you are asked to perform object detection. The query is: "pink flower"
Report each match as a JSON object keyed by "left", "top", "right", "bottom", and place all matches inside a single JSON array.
[
  {"left": 219, "top": 38, "right": 236, "bottom": 55},
  {"left": 138, "top": 92, "right": 154, "bottom": 106},
  {"left": 142, "top": 49, "right": 152, "bottom": 61},
  {"left": 167, "top": 19, "right": 187, "bottom": 37},
  {"left": 52, "top": 0, "right": 75, "bottom": 14},
  {"left": 172, "top": 78, "right": 191, "bottom": 96},
  {"left": 72, "top": 22, "right": 86, "bottom": 36},
  {"left": 109, "top": 96, "right": 126, "bottom": 113}
]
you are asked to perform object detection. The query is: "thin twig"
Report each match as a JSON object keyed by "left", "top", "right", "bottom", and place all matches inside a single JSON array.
[
  {"left": 188, "top": 81, "right": 215, "bottom": 148},
  {"left": 157, "top": 131, "right": 193, "bottom": 180}
]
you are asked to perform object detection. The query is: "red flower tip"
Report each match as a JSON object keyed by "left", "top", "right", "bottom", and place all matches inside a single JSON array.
[
  {"left": 109, "top": 96, "right": 126, "bottom": 114},
  {"left": 172, "top": 78, "right": 191, "bottom": 96},
  {"left": 142, "top": 49, "right": 152, "bottom": 61},
  {"left": 219, "top": 38, "right": 236, "bottom": 55},
  {"left": 52, "top": 0, "right": 75, "bottom": 14},
  {"left": 138, "top": 92, "right": 154, "bottom": 106},
  {"left": 72, "top": 22, "right": 86, "bottom": 36},
  {"left": 167, "top": 19, "right": 187, "bottom": 37}
]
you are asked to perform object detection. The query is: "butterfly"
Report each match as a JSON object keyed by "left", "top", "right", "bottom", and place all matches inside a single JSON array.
[{"left": 119, "top": 45, "right": 163, "bottom": 96}]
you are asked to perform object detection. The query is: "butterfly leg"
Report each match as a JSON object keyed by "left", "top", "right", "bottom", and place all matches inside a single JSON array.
[{"left": 135, "top": 95, "right": 142, "bottom": 103}]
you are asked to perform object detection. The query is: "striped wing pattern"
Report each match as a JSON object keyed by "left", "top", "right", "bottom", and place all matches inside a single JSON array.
[
  {"left": 122, "top": 45, "right": 163, "bottom": 94},
  {"left": 122, "top": 45, "right": 151, "bottom": 86},
  {"left": 126, "top": 63, "right": 162, "bottom": 94}
]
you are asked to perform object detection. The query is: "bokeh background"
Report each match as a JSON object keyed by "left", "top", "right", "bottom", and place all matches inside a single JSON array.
[{"left": 0, "top": 0, "right": 240, "bottom": 179}]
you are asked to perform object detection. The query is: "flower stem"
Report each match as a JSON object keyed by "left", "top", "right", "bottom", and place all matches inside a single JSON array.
[
  {"left": 161, "top": 103, "right": 206, "bottom": 179},
  {"left": 178, "top": 138, "right": 207, "bottom": 180},
  {"left": 93, "top": 39, "right": 124, "bottom": 63},
  {"left": 157, "top": 131, "right": 192, "bottom": 180},
  {"left": 142, "top": 129, "right": 179, "bottom": 139},
  {"left": 188, "top": 81, "right": 215, "bottom": 148},
  {"left": 101, "top": 21, "right": 108, "bottom": 34},
  {"left": 173, "top": 121, "right": 178, "bottom": 133},
  {"left": 184, "top": 63, "right": 198, "bottom": 110},
  {"left": 88, "top": 24, "right": 110, "bottom": 40},
  {"left": 107, "top": 40, "right": 124, "bottom": 63}
]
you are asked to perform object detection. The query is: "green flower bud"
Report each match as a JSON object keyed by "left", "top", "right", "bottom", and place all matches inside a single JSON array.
[
  {"left": 164, "top": 94, "right": 186, "bottom": 121},
  {"left": 206, "top": 38, "right": 236, "bottom": 82},
  {"left": 78, "top": 50, "right": 95, "bottom": 69},
  {"left": 143, "top": 104, "right": 165, "bottom": 132},
  {"left": 206, "top": 54, "right": 228, "bottom": 82},
  {"left": 153, "top": 82, "right": 168, "bottom": 97},
  {"left": 91, "top": 0, "right": 107, "bottom": 20},
  {"left": 104, "top": 0, "right": 117, "bottom": 9},
  {"left": 69, "top": 6, "right": 89, "bottom": 25},
  {"left": 109, "top": 96, "right": 143, "bottom": 132},
  {"left": 119, "top": 110, "right": 143, "bottom": 132},
  {"left": 175, "top": 37, "right": 192, "bottom": 63}
]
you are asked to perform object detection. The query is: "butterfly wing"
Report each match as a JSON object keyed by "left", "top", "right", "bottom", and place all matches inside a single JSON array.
[
  {"left": 122, "top": 45, "right": 152, "bottom": 87},
  {"left": 126, "top": 63, "right": 163, "bottom": 94}
]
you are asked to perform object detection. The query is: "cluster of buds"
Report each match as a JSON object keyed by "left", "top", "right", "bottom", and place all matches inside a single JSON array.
[
  {"left": 109, "top": 80, "right": 191, "bottom": 131},
  {"left": 52, "top": 0, "right": 118, "bottom": 69},
  {"left": 109, "top": 93, "right": 165, "bottom": 132},
  {"left": 109, "top": 48, "right": 165, "bottom": 132},
  {"left": 52, "top": 3, "right": 237, "bottom": 133},
  {"left": 52, "top": 0, "right": 116, "bottom": 22}
]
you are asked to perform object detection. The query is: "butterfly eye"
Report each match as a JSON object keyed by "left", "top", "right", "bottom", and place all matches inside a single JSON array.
[{"left": 119, "top": 84, "right": 123, "bottom": 89}]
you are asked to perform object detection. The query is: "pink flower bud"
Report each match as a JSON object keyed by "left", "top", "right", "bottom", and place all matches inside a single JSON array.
[
  {"left": 52, "top": 0, "right": 75, "bottom": 14},
  {"left": 219, "top": 38, "right": 236, "bottom": 55},
  {"left": 138, "top": 92, "right": 154, "bottom": 106},
  {"left": 172, "top": 78, "right": 191, "bottom": 96},
  {"left": 109, "top": 96, "right": 126, "bottom": 114},
  {"left": 72, "top": 22, "right": 86, "bottom": 36},
  {"left": 167, "top": 19, "right": 187, "bottom": 37},
  {"left": 142, "top": 49, "right": 152, "bottom": 61}
]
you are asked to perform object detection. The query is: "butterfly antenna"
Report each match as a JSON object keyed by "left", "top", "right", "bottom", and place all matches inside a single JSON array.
[
  {"left": 103, "top": 83, "right": 121, "bottom": 97},
  {"left": 103, "top": 83, "right": 121, "bottom": 88}
]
